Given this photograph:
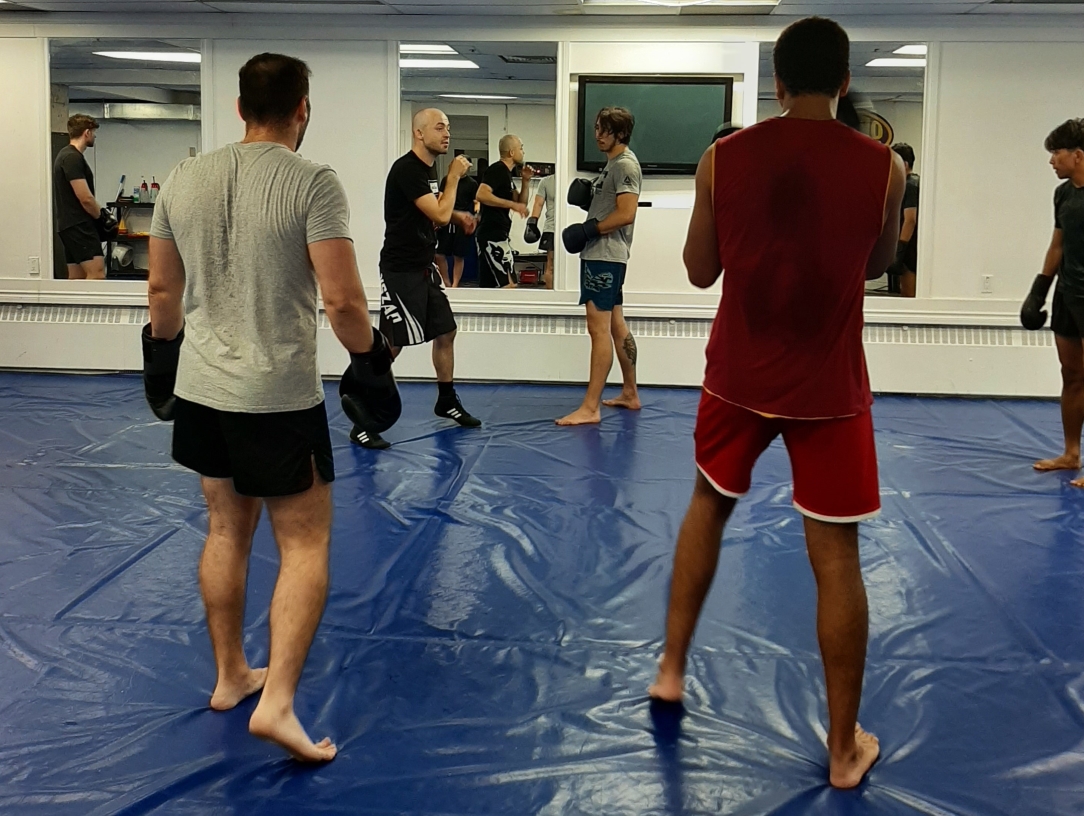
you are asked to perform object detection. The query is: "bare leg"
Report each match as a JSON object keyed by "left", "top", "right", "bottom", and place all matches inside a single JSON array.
[
  {"left": 81, "top": 256, "right": 106, "bottom": 281},
  {"left": 603, "top": 305, "right": 641, "bottom": 410},
  {"left": 1035, "top": 335, "right": 1084, "bottom": 473},
  {"left": 900, "top": 270, "right": 916, "bottom": 298},
  {"left": 650, "top": 472, "right": 735, "bottom": 701},
  {"left": 434, "top": 255, "right": 451, "bottom": 288},
  {"left": 452, "top": 257, "right": 464, "bottom": 288},
  {"left": 544, "top": 250, "right": 554, "bottom": 290},
  {"left": 556, "top": 302, "right": 612, "bottom": 426},
  {"left": 248, "top": 465, "right": 337, "bottom": 762},
  {"left": 803, "top": 516, "right": 879, "bottom": 789},
  {"left": 433, "top": 329, "right": 455, "bottom": 383},
  {"left": 200, "top": 478, "right": 267, "bottom": 710},
  {"left": 67, "top": 263, "right": 86, "bottom": 280}
]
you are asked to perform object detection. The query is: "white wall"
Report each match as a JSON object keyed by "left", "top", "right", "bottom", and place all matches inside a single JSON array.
[
  {"left": 80, "top": 119, "right": 202, "bottom": 203},
  {"left": 0, "top": 38, "right": 49, "bottom": 281},
  {"left": 206, "top": 40, "right": 392, "bottom": 290},
  {"left": 922, "top": 41, "right": 1084, "bottom": 301}
]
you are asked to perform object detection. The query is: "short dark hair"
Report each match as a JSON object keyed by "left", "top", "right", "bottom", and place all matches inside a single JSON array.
[
  {"left": 773, "top": 17, "right": 850, "bottom": 98},
  {"left": 1045, "top": 119, "right": 1084, "bottom": 153},
  {"left": 595, "top": 107, "right": 635, "bottom": 145},
  {"left": 67, "top": 114, "right": 98, "bottom": 140},
  {"left": 238, "top": 53, "right": 311, "bottom": 127},
  {"left": 892, "top": 143, "right": 916, "bottom": 169}
]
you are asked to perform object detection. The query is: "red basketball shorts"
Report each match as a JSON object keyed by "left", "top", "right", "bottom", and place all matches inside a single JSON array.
[{"left": 694, "top": 389, "right": 880, "bottom": 523}]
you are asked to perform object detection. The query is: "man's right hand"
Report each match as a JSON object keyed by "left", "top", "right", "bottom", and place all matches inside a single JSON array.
[
  {"left": 449, "top": 155, "right": 471, "bottom": 181},
  {"left": 511, "top": 201, "right": 528, "bottom": 218}
]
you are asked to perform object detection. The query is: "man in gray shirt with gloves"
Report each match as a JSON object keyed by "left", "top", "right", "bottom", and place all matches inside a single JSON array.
[{"left": 558, "top": 106, "right": 643, "bottom": 426}]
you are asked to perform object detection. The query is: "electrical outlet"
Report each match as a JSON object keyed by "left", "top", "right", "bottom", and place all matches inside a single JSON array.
[
  {"left": 28, "top": 256, "right": 40, "bottom": 277},
  {"left": 981, "top": 274, "right": 994, "bottom": 294}
]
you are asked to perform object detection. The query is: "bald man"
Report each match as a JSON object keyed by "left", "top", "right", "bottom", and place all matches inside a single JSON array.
[
  {"left": 365, "top": 108, "right": 480, "bottom": 449},
  {"left": 475, "top": 134, "right": 534, "bottom": 288}
]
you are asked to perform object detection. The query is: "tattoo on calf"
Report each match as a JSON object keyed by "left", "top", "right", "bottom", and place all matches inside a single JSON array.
[{"left": 623, "top": 333, "right": 637, "bottom": 366}]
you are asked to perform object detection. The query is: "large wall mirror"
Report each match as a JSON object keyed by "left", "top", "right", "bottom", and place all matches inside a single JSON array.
[
  {"left": 399, "top": 41, "right": 557, "bottom": 290},
  {"left": 758, "top": 41, "right": 926, "bottom": 298},
  {"left": 48, "top": 39, "right": 202, "bottom": 281}
]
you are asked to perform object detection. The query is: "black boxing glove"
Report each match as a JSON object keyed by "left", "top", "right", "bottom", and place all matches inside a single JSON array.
[
  {"left": 567, "top": 178, "right": 594, "bottom": 211},
  {"left": 524, "top": 217, "right": 541, "bottom": 244},
  {"left": 141, "top": 323, "right": 183, "bottom": 421},
  {"left": 562, "top": 219, "right": 600, "bottom": 255},
  {"left": 1020, "top": 274, "right": 1055, "bottom": 331},
  {"left": 340, "top": 329, "right": 401, "bottom": 434},
  {"left": 96, "top": 207, "right": 119, "bottom": 242}
]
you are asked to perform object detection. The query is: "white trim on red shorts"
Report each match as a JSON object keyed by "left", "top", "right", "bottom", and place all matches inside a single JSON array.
[
  {"left": 696, "top": 464, "right": 746, "bottom": 499},
  {"left": 792, "top": 500, "right": 881, "bottom": 524}
]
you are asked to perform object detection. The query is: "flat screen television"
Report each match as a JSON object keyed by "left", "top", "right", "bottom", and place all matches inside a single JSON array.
[{"left": 577, "top": 75, "right": 734, "bottom": 176}]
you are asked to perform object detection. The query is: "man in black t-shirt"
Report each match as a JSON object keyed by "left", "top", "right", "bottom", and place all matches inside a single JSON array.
[
  {"left": 475, "top": 134, "right": 533, "bottom": 288},
  {"left": 54, "top": 114, "right": 108, "bottom": 280},
  {"left": 891, "top": 143, "right": 919, "bottom": 298},
  {"left": 434, "top": 162, "right": 478, "bottom": 288},
  {"left": 1027, "top": 119, "right": 1084, "bottom": 488},
  {"left": 367, "top": 108, "right": 480, "bottom": 450}
]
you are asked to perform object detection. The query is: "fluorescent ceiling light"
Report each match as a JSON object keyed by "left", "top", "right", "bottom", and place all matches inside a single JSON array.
[
  {"left": 439, "top": 94, "right": 518, "bottom": 101},
  {"left": 583, "top": 0, "right": 778, "bottom": 6},
  {"left": 894, "top": 45, "right": 928, "bottom": 56},
  {"left": 94, "top": 51, "right": 201, "bottom": 64},
  {"left": 400, "top": 58, "right": 479, "bottom": 69},
  {"left": 866, "top": 58, "right": 927, "bottom": 68},
  {"left": 400, "top": 44, "right": 457, "bottom": 55}
]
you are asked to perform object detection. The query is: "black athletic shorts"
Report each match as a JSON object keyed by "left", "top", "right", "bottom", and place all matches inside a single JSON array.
[
  {"left": 539, "top": 232, "right": 554, "bottom": 252},
  {"left": 477, "top": 236, "right": 515, "bottom": 288},
  {"left": 58, "top": 221, "right": 103, "bottom": 265},
  {"left": 378, "top": 265, "right": 457, "bottom": 347},
  {"left": 437, "top": 222, "right": 473, "bottom": 259},
  {"left": 172, "top": 398, "right": 335, "bottom": 497},
  {"left": 1052, "top": 287, "right": 1084, "bottom": 339}
]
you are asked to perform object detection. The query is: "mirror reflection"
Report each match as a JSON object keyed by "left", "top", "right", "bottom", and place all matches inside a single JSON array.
[
  {"left": 398, "top": 41, "right": 557, "bottom": 289},
  {"left": 758, "top": 41, "right": 925, "bottom": 297},
  {"left": 49, "top": 38, "right": 202, "bottom": 280}
]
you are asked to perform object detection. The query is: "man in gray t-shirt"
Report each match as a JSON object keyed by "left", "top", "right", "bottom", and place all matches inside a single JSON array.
[
  {"left": 528, "top": 173, "right": 558, "bottom": 288},
  {"left": 557, "top": 106, "right": 644, "bottom": 427},
  {"left": 146, "top": 53, "right": 376, "bottom": 763}
]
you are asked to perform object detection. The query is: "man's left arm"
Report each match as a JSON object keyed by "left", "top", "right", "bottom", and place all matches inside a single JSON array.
[{"left": 147, "top": 237, "right": 185, "bottom": 340}]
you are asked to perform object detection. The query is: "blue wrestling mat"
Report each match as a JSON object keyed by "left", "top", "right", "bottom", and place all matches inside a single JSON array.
[{"left": 0, "top": 373, "right": 1082, "bottom": 815}]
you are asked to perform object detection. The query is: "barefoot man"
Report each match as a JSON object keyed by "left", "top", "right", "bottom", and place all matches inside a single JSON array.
[
  {"left": 649, "top": 18, "right": 906, "bottom": 790},
  {"left": 146, "top": 53, "right": 377, "bottom": 761},
  {"left": 557, "top": 106, "right": 643, "bottom": 426},
  {"left": 1023, "top": 119, "right": 1084, "bottom": 487}
]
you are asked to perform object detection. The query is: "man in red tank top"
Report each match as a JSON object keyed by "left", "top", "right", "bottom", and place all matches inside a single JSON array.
[{"left": 650, "top": 17, "right": 906, "bottom": 790}]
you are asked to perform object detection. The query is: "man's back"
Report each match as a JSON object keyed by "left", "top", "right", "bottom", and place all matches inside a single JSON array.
[
  {"left": 706, "top": 118, "right": 892, "bottom": 419},
  {"left": 151, "top": 142, "right": 350, "bottom": 413}
]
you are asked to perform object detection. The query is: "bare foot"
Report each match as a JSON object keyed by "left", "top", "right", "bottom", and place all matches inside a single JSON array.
[
  {"left": 555, "top": 407, "right": 601, "bottom": 426},
  {"left": 249, "top": 704, "right": 337, "bottom": 763},
  {"left": 829, "top": 725, "right": 880, "bottom": 789},
  {"left": 603, "top": 393, "right": 642, "bottom": 411},
  {"left": 648, "top": 665, "right": 684, "bottom": 703},
  {"left": 210, "top": 667, "right": 268, "bottom": 711},
  {"left": 1072, "top": 476, "right": 1084, "bottom": 489},
  {"left": 1034, "top": 453, "right": 1081, "bottom": 472}
]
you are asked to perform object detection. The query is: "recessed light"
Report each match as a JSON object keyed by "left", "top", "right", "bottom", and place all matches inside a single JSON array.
[
  {"left": 439, "top": 94, "right": 518, "bottom": 101},
  {"left": 400, "top": 59, "right": 479, "bottom": 70},
  {"left": 400, "top": 44, "right": 457, "bottom": 55},
  {"left": 866, "top": 58, "right": 927, "bottom": 68},
  {"left": 894, "top": 45, "right": 928, "bottom": 56},
  {"left": 94, "top": 51, "right": 201, "bottom": 64}
]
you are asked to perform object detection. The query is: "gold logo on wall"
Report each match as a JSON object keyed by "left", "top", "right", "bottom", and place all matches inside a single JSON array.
[{"left": 859, "top": 111, "right": 894, "bottom": 145}]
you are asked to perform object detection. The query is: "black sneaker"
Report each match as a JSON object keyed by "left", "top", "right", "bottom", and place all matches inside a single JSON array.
[
  {"left": 435, "top": 391, "right": 482, "bottom": 428},
  {"left": 350, "top": 425, "right": 391, "bottom": 450}
]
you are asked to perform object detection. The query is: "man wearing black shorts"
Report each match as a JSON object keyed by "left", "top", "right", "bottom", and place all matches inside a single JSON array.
[
  {"left": 371, "top": 108, "right": 481, "bottom": 449},
  {"left": 1025, "top": 118, "right": 1084, "bottom": 488},
  {"left": 434, "top": 158, "right": 478, "bottom": 289},
  {"left": 146, "top": 53, "right": 376, "bottom": 761},
  {"left": 475, "top": 134, "right": 533, "bottom": 288},
  {"left": 53, "top": 114, "right": 108, "bottom": 280}
]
